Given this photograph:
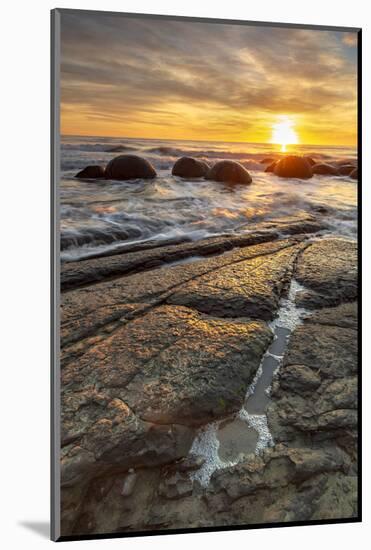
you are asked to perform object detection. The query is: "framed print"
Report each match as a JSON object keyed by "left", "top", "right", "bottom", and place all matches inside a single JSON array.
[{"left": 51, "top": 8, "right": 361, "bottom": 541}]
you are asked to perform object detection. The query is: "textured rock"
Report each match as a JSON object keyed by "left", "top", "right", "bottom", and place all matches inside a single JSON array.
[
  {"left": 274, "top": 156, "right": 313, "bottom": 179},
  {"left": 206, "top": 160, "right": 252, "bottom": 184},
  {"left": 338, "top": 164, "right": 356, "bottom": 176},
  {"left": 203, "top": 444, "right": 355, "bottom": 524},
  {"left": 295, "top": 238, "right": 357, "bottom": 308},
  {"left": 265, "top": 160, "right": 277, "bottom": 172},
  {"left": 267, "top": 312, "right": 358, "bottom": 445},
  {"left": 350, "top": 168, "right": 358, "bottom": 180},
  {"left": 59, "top": 229, "right": 358, "bottom": 535},
  {"left": 60, "top": 237, "right": 304, "bottom": 354},
  {"left": 209, "top": 446, "right": 349, "bottom": 499},
  {"left": 167, "top": 243, "right": 301, "bottom": 319},
  {"left": 105, "top": 155, "right": 157, "bottom": 180},
  {"left": 312, "top": 163, "right": 339, "bottom": 175},
  {"left": 61, "top": 295, "right": 272, "bottom": 490},
  {"left": 61, "top": 215, "right": 323, "bottom": 291},
  {"left": 172, "top": 156, "right": 210, "bottom": 178},
  {"left": 75, "top": 165, "right": 106, "bottom": 179}
]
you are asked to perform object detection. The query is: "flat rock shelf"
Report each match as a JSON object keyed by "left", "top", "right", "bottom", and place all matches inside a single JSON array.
[{"left": 59, "top": 215, "right": 358, "bottom": 536}]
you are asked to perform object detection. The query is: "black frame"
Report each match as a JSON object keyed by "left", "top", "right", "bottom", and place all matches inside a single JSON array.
[{"left": 51, "top": 8, "right": 362, "bottom": 542}]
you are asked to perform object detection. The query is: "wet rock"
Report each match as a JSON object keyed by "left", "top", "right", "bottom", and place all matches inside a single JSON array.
[
  {"left": 338, "top": 164, "right": 356, "bottom": 176},
  {"left": 167, "top": 242, "right": 301, "bottom": 319},
  {"left": 61, "top": 215, "right": 323, "bottom": 291},
  {"left": 206, "top": 160, "right": 252, "bottom": 184},
  {"left": 350, "top": 168, "right": 358, "bottom": 180},
  {"left": 59, "top": 227, "right": 357, "bottom": 535},
  {"left": 295, "top": 239, "right": 357, "bottom": 307},
  {"left": 311, "top": 205, "right": 329, "bottom": 214},
  {"left": 274, "top": 156, "right": 313, "bottom": 179},
  {"left": 61, "top": 395, "right": 195, "bottom": 487},
  {"left": 312, "top": 163, "right": 339, "bottom": 175},
  {"left": 105, "top": 154, "right": 157, "bottom": 180},
  {"left": 305, "top": 156, "right": 316, "bottom": 166},
  {"left": 279, "top": 364, "right": 322, "bottom": 393},
  {"left": 173, "top": 454, "right": 206, "bottom": 472},
  {"left": 264, "top": 160, "right": 277, "bottom": 172},
  {"left": 172, "top": 156, "right": 210, "bottom": 178},
  {"left": 304, "top": 301, "right": 357, "bottom": 329},
  {"left": 210, "top": 446, "right": 349, "bottom": 499},
  {"left": 310, "top": 473, "right": 357, "bottom": 520},
  {"left": 158, "top": 472, "right": 194, "bottom": 499},
  {"left": 283, "top": 323, "right": 357, "bottom": 380},
  {"left": 60, "top": 238, "right": 306, "bottom": 357},
  {"left": 61, "top": 304, "right": 271, "bottom": 484},
  {"left": 61, "top": 228, "right": 280, "bottom": 291},
  {"left": 204, "top": 444, "right": 353, "bottom": 523},
  {"left": 267, "top": 317, "right": 357, "bottom": 445},
  {"left": 75, "top": 165, "right": 106, "bottom": 179}
]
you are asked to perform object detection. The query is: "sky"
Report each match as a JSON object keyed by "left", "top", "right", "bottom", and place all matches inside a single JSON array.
[{"left": 60, "top": 11, "right": 358, "bottom": 146}]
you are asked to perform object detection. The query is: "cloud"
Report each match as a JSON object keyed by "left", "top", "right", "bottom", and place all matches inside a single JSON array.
[
  {"left": 342, "top": 32, "right": 358, "bottom": 47},
  {"left": 60, "top": 12, "right": 357, "bottom": 144}
]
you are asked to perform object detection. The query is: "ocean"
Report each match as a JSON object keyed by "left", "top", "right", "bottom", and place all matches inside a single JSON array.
[{"left": 60, "top": 135, "right": 357, "bottom": 262}]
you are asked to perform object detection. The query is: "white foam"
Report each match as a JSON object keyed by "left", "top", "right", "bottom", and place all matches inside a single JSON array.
[
  {"left": 269, "top": 279, "right": 306, "bottom": 331},
  {"left": 238, "top": 410, "right": 274, "bottom": 453},
  {"left": 189, "top": 422, "right": 238, "bottom": 487}
]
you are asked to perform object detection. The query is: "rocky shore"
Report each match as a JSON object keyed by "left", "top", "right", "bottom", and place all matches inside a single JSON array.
[{"left": 60, "top": 214, "right": 358, "bottom": 536}]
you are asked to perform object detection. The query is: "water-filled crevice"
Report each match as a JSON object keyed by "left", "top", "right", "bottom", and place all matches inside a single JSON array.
[{"left": 189, "top": 279, "right": 306, "bottom": 487}]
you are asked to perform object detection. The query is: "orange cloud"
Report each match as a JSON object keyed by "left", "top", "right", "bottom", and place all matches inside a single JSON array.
[{"left": 60, "top": 13, "right": 358, "bottom": 146}]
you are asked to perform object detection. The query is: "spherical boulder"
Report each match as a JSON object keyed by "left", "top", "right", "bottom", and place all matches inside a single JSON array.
[
  {"left": 350, "top": 168, "right": 358, "bottom": 180},
  {"left": 305, "top": 156, "right": 316, "bottom": 166},
  {"left": 312, "top": 163, "right": 339, "bottom": 175},
  {"left": 274, "top": 155, "right": 313, "bottom": 179},
  {"left": 338, "top": 164, "right": 356, "bottom": 176},
  {"left": 105, "top": 155, "right": 157, "bottom": 180},
  {"left": 75, "top": 165, "right": 106, "bottom": 179},
  {"left": 206, "top": 160, "right": 252, "bottom": 184},
  {"left": 265, "top": 160, "right": 278, "bottom": 173},
  {"left": 172, "top": 156, "right": 210, "bottom": 178}
]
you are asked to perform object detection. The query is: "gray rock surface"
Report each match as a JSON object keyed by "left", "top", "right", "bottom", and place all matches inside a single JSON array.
[
  {"left": 59, "top": 232, "right": 358, "bottom": 535},
  {"left": 295, "top": 238, "right": 357, "bottom": 308},
  {"left": 61, "top": 215, "right": 323, "bottom": 290}
]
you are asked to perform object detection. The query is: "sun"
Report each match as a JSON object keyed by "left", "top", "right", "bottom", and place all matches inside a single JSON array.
[{"left": 271, "top": 115, "right": 299, "bottom": 152}]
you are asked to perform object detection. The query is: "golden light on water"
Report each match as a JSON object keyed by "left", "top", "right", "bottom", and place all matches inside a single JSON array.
[{"left": 271, "top": 116, "right": 299, "bottom": 152}]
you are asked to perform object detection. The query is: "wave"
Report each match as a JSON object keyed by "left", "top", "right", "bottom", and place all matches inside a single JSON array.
[{"left": 61, "top": 143, "right": 137, "bottom": 153}]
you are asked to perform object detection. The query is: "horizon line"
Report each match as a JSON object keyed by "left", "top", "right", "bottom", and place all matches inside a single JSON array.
[{"left": 60, "top": 133, "right": 356, "bottom": 149}]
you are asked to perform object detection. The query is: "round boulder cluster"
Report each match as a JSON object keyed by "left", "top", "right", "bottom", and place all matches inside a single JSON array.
[{"left": 312, "top": 163, "right": 339, "bottom": 176}]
